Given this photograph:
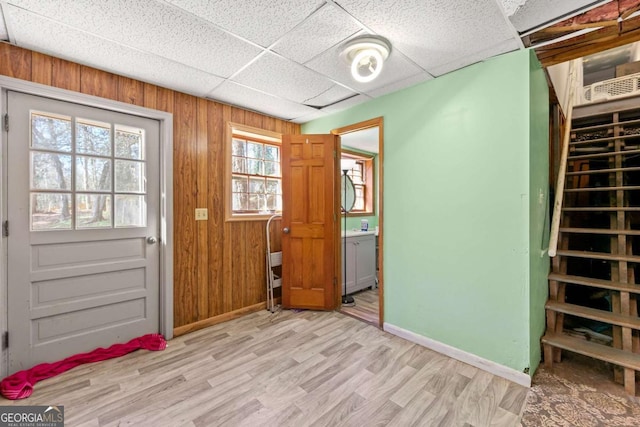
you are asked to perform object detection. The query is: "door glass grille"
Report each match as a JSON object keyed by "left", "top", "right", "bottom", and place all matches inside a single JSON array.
[{"left": 29, "top": 111, "right": 147, "bottom": 231}]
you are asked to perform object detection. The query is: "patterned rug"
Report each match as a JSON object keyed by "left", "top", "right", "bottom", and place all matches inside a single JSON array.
[{"left": 521, "top": 369, "right": 640, "bottom": 426}]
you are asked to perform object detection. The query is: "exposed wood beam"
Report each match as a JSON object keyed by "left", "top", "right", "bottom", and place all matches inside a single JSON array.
[
  {"left": 534, "top": 17, "right": 640, "bottom": 67},
  {"left": 621, "top": 3, "right": 640, "bottom": 19},
  {"left": 529, "top": 1, "right": 640, "bottom": 67}
]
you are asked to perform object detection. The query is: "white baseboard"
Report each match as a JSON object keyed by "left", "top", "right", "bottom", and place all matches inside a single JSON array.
[{"left": 383, "top": 322, "right": 532, "bottom": 388}]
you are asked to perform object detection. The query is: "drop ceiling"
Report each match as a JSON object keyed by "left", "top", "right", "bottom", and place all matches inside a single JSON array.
[{"left": 0, "top": 0, "right": 608, "bottom": 122}]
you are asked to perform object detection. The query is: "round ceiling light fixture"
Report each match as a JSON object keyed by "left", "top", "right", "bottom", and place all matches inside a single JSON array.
[{"left": 341, "top": 36, "right": 391, "bottom": 83}]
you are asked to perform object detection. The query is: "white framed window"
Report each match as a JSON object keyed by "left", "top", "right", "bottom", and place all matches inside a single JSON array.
[
  {"left": 342, "top": 149, "right": 374, "bottom": 215},
  {"left": 225, "top": 123, "right": 282, "bottom": 221}
]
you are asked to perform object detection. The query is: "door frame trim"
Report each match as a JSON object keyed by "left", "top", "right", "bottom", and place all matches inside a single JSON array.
[
  {"left": 0, "top": 76, "right": 174, "bottom": 377},
  {"left": 331, "top": 117, "right": 384, "bottom": 326}
]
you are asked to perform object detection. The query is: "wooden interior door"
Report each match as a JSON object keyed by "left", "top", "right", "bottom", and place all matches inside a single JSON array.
[{"left": 282, "top": 134, "right": 338, "bottom": 310}]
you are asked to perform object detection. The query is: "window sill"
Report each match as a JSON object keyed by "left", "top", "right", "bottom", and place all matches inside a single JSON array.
[
  {"left": 226, "top": 213, "right": 282, "bottom": 222},
  {"left": 346, "top": 212, "right": 374, "bottom": 217}
]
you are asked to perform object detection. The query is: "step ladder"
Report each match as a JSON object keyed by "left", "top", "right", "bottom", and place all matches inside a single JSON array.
[
  {"left": 544, "top": 108, "right": 640, "bottom": 395},
  {"left": 266, "top": 214, "right": 282, "bottom": 313}
]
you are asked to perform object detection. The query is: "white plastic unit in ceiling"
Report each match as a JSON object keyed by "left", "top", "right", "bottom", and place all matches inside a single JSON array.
[{"left": 0, "top": 0, "right": 610, "bottom": 122}]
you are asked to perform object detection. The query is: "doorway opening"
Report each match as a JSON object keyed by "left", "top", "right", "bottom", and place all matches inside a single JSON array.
[{"left": 332, "top": 118, "right": 383, "bottom": 327}]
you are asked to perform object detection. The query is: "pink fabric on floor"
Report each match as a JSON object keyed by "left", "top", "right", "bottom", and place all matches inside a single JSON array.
[{"left": 1, "top": 333, "right": 166, "bottom": 400}]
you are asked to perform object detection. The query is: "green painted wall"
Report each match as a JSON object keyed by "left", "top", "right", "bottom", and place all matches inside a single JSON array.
[
  {"left": 304, "top": 49, "right": 548, "bottom": 374},
  {"left": 528, "top": 50, "right": 550, "bottom": 376}
]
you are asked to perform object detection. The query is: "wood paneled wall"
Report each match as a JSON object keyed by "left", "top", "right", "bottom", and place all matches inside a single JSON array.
[{"left": 0, "top": 42, "right": 298, "bottom": 334}]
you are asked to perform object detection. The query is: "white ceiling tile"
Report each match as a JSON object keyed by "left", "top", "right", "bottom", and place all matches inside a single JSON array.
[
  {"left": 0, "top": 5, "right": 8, "bottom": 41},
  {"left": 5, "top": 0, "right": 261, "bottom": 78},
  {"left": 427, "top": 38, "right": 520, "bottom": 77},
  {"left": 304, "top": 85, "right": 357, "bottom": 108},
  {"left": 365, "top": 72, "right": 433, "bottom": 98},
  {"left": 272, "top": 3, "right": 362, "bottom": 64},
  {"left": 509, "top": 0, "right": 607, "bottom": 32},
  {"left": 232, "top": 52, "right": 336, "bottom": 104},
  {"left": 499, "top": 0, "right": 528, "bottom": 16},
  {"left": 290, "top": 110, "right": 328, "bottom": 124},
  {"left": 306, "top": 31, "right": 425, "bottom": 93},
  {"left": 336, "top": 0, "right": 516, "bottom": 72},
  {"left": 166, "top": 0, "right": 325, "bottom": 47},
  {"left": 6, "top": 5, "right": 224, "bottom": 96},
  {"left": 320, "top": 94, "right": 370, "bottom": 115},
  {"left": 209, "top": 81, "right": 318, "bottom": 120}
]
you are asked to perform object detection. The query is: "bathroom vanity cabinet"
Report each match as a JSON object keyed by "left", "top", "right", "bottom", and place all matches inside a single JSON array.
[{"left": 342, "top": 232, "right": 376, "bottom": 295}]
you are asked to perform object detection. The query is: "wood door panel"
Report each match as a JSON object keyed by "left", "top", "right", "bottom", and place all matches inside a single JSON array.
[
  {"left": 282, "top": 134, "right": 337, "bottom": 311},
  {"left": 291, "top": 166, "right": 306, "bottom": 222},
  {"left": 288, "top": 288, "right": 325, "bottom": 307},
  {"left": 310, "top": 166, "right": 325, "bottom": 223}
]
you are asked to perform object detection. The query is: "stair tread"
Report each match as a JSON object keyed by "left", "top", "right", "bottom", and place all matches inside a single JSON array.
[
  {"left": 549, "top": 272, "right": 640, "bottom": 294},
  {"left": 560, "top": 227, "right": 640, "bottom": 235},
  {"left": 570, "top": 133, "right": 640, "bottom": 145},
  {"left": 546, "top": 301, "right": 640, "bottom": 329},
  {"left": 563, "top": 207, "right": 640, "bottom": 212},
  {"left": 565, "top": 186, "right": 640, "bottom": 192},
  {"left": 556, "top": 249, "right": 640, "bottom": 263},
  {"left": 569, "top": 149, "right": 640, "bottom": 160},
  {"left": 541, "top": 333, "right": 640, "bottom": 371},
  {"left": 567, "top": 167, "right": 640, "bottom": 176},
  {"left": 572, "top": 118, "right": 640, "bottom": 132}
]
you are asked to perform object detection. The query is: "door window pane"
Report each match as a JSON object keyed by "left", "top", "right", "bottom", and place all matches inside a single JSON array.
[
  {"left": 76, "top": 156, "right": 112, "bottom": 191},
  {"left": 29, "top": 111, "right": 149, "bottom": 231},
  {"left": 76, "top": 194, "right": 112, "bottom": 229},
  {"left": 31, "top": 152, "right": 72, "bottom": 190},
  {"left": 31, "top": 193, "right": 72, "bottom": 230},
  {"left": 31, "top": 113, "right": 72, "bottom": 152},
  {"left": 76, "top": 119, "right": 111, "bottom": 156},
  {"left": 115, "top": 126, "right": 143, "bottom": 160},
  {"left": 115, "top": 160, "right": 145, "bottom": 193},
  {"left": 115, "top": 195, "right": 146, "bottom": 227}
]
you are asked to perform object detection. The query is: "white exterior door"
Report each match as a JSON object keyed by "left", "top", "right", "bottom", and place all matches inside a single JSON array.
[{"left": 6, "top": 91, "right": 161, "bottom": 374}]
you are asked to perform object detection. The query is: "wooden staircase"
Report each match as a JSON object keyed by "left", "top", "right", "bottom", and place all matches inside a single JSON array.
[{"left": 543, "top": 108, "right": 640, "bottom": 396}]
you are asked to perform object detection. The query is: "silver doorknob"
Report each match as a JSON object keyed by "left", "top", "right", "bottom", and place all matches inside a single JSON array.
[
  {"left": 283, "top": 227, "right": 290, "bottom": 234},
  {"left": 147, "top": 236, "right": 158, "bottom": 244}
]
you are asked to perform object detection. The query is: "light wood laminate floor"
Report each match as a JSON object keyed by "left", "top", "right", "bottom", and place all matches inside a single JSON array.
[
  {"left": 1, "top": 310, "right": 528, "bottom": 426},
  {"left": 341, "top": 288, "right": 380, "bottom": 327}
]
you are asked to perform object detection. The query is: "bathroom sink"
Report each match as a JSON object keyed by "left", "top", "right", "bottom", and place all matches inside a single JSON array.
[{"left": 342, "top": 230, "right": 377, "bottom": 237}]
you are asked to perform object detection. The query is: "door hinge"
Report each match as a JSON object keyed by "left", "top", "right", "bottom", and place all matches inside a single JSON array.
[
  {"left": 2, "top": 221, "right": 7, "bottom": 237},
  {"left": 334, "top": 150, "right": 337, "bottom": 158},
  {"left": 333, "top": 277, "right": 337, "bottom": 287},
  {"left": 3, "top": 114, "right": 8, "bottom": 132},
  {"left": 2, "top": 332, "right": 7, "bottom": 350}
]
